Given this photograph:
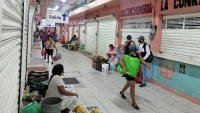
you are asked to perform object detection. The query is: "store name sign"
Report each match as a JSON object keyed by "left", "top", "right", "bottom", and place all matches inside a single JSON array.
[
  {"left": 121, "top": 3, "right": 152, "bottom": 17},
  {"left": 46, "top": 11, "right": 69, "bottom": 23},
  {"left": 161, "top": 0, "right": 200, "bottom": 11}
]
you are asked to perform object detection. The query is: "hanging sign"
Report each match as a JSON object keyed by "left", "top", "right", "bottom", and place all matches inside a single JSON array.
[
  {"left": 120, "top": 3, "right": 153, "bottom": 18},
  {"left": 40, "top": 19, "right": 55, "bottom": 27},
  {"left": 46, "top": 11, "right": 69, "bottom": 23}
]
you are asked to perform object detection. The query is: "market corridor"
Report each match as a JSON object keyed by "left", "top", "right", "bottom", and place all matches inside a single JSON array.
[{"left": 29, "top": 43, "right": 200, "bottom": 113}]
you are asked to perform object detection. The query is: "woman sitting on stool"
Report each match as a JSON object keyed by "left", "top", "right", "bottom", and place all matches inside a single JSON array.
[
  {"left": 107, "top": 44, "right": 118, "bottom": 69},
  {"left": 45, "top": 64, "right": 78, "bottom": 113}
]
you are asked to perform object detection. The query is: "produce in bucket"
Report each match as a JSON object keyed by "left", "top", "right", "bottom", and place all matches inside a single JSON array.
[
  {"left": 90, "top": 108, "right": 100, "bottom": 113},
  {"left": 72, "top": 104, "right": 87, "bottom": 113}
]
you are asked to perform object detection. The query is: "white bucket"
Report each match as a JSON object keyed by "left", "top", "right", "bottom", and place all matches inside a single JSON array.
[{"left": 102, "top": 64, "right": 109, "bottom": 74}]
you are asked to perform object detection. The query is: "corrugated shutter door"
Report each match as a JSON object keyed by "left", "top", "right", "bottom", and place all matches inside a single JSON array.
[
  {"left": 74, "top": 25, "right": 78, "bottom": 36},
  {"left": 20, "top": 0, "right": 30, "bottom": 105},
  {"left": 80, "top": 25, "right": 85, "bottom": 45},
  {"left": 97, "top": 18, "right": 116, "bottom": 57},
  {"left": 121, "top": 17, "right": 152, "bottom": 47},
  {"left": 69, "top": 26, "right": 72, "bottom": 40},
  {"left": 0, "top": 0, "right": 23, "bottom": 112},
  {"left": 85, "top": 21, "right": 97, "bottom": 54},
  {"left": 161, "top": 12, "right": 200, "bottom": 62}
]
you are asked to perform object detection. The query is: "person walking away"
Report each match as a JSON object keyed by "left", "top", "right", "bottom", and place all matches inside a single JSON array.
[
  {"left": 41, "top": 28, "right": 48, "bottom": 49},
  {"left": 48, "top": 30, "right": 51, "bottom": 35},
  {"left": 45, "top": 35, "right": 58, "bottom": 64},
  {"left": 137, "top": 36, "right": 153, "bottom": 87},
  {"left": 119, "top": 41, "right": 150, "bottom": 110},
  {"left": 45, "top": 64, "right": 78, "bottom": 113}
]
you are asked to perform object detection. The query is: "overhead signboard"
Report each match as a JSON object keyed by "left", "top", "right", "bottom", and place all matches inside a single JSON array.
[
  {"left": 46, "top": 11, "right": 69, "bottom": 23},
  {"left": 40, "top": 19, "right": 55, "bottom": 27}
]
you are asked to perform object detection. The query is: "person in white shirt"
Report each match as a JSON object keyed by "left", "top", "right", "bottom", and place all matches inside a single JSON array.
[
  {"left": 45, "top": 64, "right": 78, "bottom": 113},
  {"left": 137, "top": 36, "right": 151, "bottom": 87}
]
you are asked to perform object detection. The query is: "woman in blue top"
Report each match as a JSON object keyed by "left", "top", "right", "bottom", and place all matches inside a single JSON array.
[{"left": 119, "top": 41, "right": 150, "bottom": 110}]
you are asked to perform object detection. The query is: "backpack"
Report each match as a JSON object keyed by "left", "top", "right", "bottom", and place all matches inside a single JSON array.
[{"left": 140, "top": 43, "right": 153, "bottom": 63}]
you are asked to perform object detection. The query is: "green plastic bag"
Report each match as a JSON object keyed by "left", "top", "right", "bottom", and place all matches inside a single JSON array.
[
  {"left": 20, "top": 101, "right": 41, "bottom": 113},
  {"left": 116, "top": 54, "right": 140, "bottom": 77}
]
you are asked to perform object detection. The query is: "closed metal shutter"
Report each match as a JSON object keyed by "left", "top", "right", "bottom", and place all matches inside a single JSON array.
[
  {"left": 20, "top": 0, "right": 30, "bottom": 106},
  {"left": 97, "top": 17, "right": 116, "bottom": 58},
  {"left": 69, "top": 26, "right": 72, "bottom": 39},
  {"left": 80, "top": 25, "right": 85, "bottom": 45},
  {"left": 121, "top": 17, "right": 152, "bottom": 47},
  {"left": 85, "top": 21, "right": 97, "bottom": 54},
  {"left": 74, "top": 25, "right": 78, "bottom": 36},
  {"left": 0, "top": 0, "right": 24, "bottom": 112},
  {"left": 161, "top": 12, "right": 200, "bottom": 64}
]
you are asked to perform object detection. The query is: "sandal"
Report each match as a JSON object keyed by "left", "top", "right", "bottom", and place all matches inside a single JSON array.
[
  {"left": 120, "top": 91, "right": 126, "bottom": 99},
  {"left": 132, "top": 104, "right": 139, "bottom": 110}
]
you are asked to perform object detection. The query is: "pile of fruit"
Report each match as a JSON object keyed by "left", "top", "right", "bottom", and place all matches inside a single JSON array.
[
  {"left": 90, "top": 108, "right": 100, "bottom": 113},
  {"left": 72, "top": 105, "right": 87, "bottom": 113}
]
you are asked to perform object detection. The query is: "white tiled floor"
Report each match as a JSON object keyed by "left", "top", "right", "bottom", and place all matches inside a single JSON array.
[{"left": 41, "top": 44, "right": 200, "bottom": 113}]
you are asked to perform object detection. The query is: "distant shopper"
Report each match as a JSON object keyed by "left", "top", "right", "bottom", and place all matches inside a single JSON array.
[
  {"left": 48, "top": 30, "right": 51, "bottom": 35},
  {"left": 45, "top": 35, "right": 58, "bottom": 64},
  {"left": 45, "top": 64, "right": 78, "bottom": 113},
  {"left": 124, "top": 35, "right": 132, "bottom": 50},
  {"left": 119, "top": 41, "right": 150, "bottom": 110},
  {"left": 51, "top": 32, "right": 58, "bottom": 43},
  {"left": 137, "top": 36, "right": 153, "bottom": 87},
  {"left": 41, "top": 28, "right": 48, "bottom": 49}
]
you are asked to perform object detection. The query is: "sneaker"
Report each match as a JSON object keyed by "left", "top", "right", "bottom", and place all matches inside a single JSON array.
[{"left": 139, "top": 84, "right": 146, "bottom": 87}]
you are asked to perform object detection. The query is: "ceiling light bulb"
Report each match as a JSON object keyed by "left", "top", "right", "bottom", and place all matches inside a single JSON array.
[
  {"left": 61, "top": 0, "right": 66, "bottom": 2},
  {"left": 55, "top": 6, "right": 59, "bottom": 10}
]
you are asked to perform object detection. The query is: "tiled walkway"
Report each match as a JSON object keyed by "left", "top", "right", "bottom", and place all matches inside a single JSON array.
[{"left": 31, "top": 42, "right": 200, "bottom": 113}]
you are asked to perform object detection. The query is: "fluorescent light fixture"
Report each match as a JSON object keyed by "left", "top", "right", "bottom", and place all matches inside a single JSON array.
[
  {"left": 47, "top": 8, "right": 56, "bottom": 11},
  {"left": 85, "top": 1, "right": 96, "bottom": 7},
  {"left": 61, "top": 0, "right": 66, "bottom": 2},
  {"left": 55, "top": 6, "right": 59, "bottom": 10}
]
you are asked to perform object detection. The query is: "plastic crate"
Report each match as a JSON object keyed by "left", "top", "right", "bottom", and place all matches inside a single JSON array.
[
  {"left": 27, "top": 71, "right": 49, "bottom": 85},
  {"left": 30, "top": 78, "right": 48, "bottom": 97}
]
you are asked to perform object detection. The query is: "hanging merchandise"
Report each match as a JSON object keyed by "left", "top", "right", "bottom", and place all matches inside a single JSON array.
[
  {"left": 161, "top": 12, "right": 200, "bottom": 63},
  {"left": 85, "top": 21, "right": 97, "bottom": 54},
  {"left": 121, "top": 17, "right": 152, "bottom": 47},
  {"left": 97, "top": 16, "right": 116, "bottom": 58}
]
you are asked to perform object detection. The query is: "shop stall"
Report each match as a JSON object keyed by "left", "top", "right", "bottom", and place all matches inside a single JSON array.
[
  {"left": 161, "top": 12, "right": 200, "bottom": 61},
  {"left": 85, "top": 20, "right": 97, "bottom": 54},
  {"left": 80, "top": 24, "right": 86, "bottom": 45},
  {"left": 121, "top": 17, "right": 152, "bottom": 47},
  {"left": 97, "top": 15, "right": 117, "bottom": 58}
]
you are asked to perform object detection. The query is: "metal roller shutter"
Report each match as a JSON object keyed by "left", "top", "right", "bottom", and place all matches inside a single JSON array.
[
  {"left": 20, "top": 0, "right": 30, "bottom": 106},
  {"left": 121, "top": 17, "right": 152, "bottom": 47},
  {"left": 161, "top": 12, "right": 200, "bottom": 63},
  {"left": 80, "top": 25, "right": 85, "bottom": 45},
  {"left": 74, "top": 25, "right": 78, "bottom": 36},
  {"left": 69, "top": 26, "right": 72, "bottom": 40},
  {"left": 97, "top": 17, "right": 116, "bottom": 58},
  {"left": 0, "top": 0, "right": 24, "bottom": 112},
  {"left": 85, "top": 21, "right": 97, "bottom": 54}
]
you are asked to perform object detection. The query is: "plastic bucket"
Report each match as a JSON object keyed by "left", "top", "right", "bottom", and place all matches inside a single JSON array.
[
  {"left": 41, "top": 97, "right": 62, "bottom": 113},
  {"left": 102, "top": 64, "right": 109, "bottom": 74}
]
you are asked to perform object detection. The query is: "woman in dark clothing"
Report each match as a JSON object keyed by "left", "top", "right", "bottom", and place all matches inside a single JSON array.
[{"left": 119, "top": 41, "right": 150, "bottom": 110}]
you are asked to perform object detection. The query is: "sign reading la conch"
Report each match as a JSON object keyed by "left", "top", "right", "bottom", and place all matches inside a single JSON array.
[
  {"left": 161, "top": 0, "right": 200, "bottom": 11},
  {"left": 121, "top": 3, "right": 153, "bottom": 18},
  {"left": 46, "top": 11, "right": 69, "bottom": 23}
]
